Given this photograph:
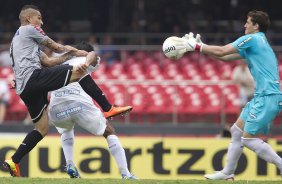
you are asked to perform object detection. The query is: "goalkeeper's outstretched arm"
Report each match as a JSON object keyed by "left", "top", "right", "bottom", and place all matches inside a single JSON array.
[
  {"left": 201, "top": 44, "right": 243, "bottom": 61},
  {"left": 214, "top": 53, "right": 242, "bottom": 62},
  {"left": 201, "top": 44, "right": 237, "bottom": 57}
]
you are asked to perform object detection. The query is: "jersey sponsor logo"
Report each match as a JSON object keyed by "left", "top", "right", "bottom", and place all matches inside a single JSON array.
[
  {"left": 32, "top": 25, "right": 46, "bottom": 36},
  {"left": 237, "top": 37, "right": 252, "bottom": 47},
  {"left": 54, "top": 89, "right": 80, "bottom": 97}
]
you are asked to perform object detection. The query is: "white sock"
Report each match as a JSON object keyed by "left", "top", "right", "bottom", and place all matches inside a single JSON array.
[
  {"left": 107, "top": 135, "right": 130, "bottom": 176},
  {"left": 61, "top": 129, "right": 76, "bottom": 167},
  {"left": 242, "top": 137, "right": 282, "bottom": 173},
  {"left": 222, "top": 124, "right": 244, "bottom": 175}
]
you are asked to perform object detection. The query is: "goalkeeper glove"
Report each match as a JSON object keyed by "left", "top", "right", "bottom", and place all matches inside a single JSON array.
[
  {"left": 182, "top": 33, "right": 204, "bottom": 52},
  {"left": 195, "top": 34, "right": 205, "bottom": 52}
]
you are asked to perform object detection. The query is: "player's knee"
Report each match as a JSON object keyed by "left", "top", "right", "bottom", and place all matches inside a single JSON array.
[
  {"left": 36, "top": 126, "right": 49, "bottom": 137},
  {"left": 241, "top": 137, "right": 247, "bottom": 146},
  {"left": 35, "top": 123, "right": 49, "bottom": 137},
  {"left": 103, "top": 123, "right": 116, "bottom": 138},
  {"left": 241, "top": 137, "right": 255, "bottom": 149},
  {"left": 70, "top": 68, "right": 87, "bottom": 82},
  {"left": 230, "top": 124, "right": 243, "bottom": 138}
]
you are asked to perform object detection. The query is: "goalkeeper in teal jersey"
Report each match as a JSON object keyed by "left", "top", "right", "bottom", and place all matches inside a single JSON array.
[{"left": 180, "top": 10, "right": 282, "bottom": 180}]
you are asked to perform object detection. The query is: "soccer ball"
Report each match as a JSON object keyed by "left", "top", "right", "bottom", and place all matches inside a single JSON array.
[{"left": 162, "top": 36, "right": 184, "bottom": 60}]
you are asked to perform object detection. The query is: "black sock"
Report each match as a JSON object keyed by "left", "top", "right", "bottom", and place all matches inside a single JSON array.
[
  {"left": 79, "top": 75, "right": 112, "bottom": 112},
  {"left": 12, "top": 130, "right": 43, "bottom": 163}
]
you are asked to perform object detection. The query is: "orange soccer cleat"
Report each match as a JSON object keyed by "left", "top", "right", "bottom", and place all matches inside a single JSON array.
[
  {"left": 3, "top": 158, "right": 21, "bottom": 177},
  {"left": 104, "top": 105, "right": 133, "bottom": 119}
]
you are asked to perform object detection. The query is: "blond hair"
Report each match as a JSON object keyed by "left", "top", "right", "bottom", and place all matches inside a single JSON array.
[{"left": 19, "top": 5, "right": 40, "bottom": 24}]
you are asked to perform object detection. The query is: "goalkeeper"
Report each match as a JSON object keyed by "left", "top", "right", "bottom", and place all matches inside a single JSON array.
[{"left": 178, "top": 10, "right": 282, "bottom": 180}]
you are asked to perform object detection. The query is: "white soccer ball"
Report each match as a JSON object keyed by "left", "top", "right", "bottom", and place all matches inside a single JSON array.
[{"left": 162, "top": 36, "right": 184, "bottom": 60}]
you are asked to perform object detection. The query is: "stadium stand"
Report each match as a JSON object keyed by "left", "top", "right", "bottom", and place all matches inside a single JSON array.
[
  {"left": 1, "top": 51, "right": 282, "bottom": 125},
  {"left": 0, "top": 53, "right": 238, "bottom": 123}
]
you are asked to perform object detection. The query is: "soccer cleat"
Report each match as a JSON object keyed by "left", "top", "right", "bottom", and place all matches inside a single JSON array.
[
  {"left": 3, "top": 159, "right": 21, "bottom": 177},
  {"left": 122, "top": 173, "right": 138, "bottom": 179},
  {"left": 66, "top": 164, "right": 81, "bottom": 178},
  {"left": 204, "top": 171, "right": 234, "bottom": 180},
  {"left": 104, "top": 105, "right": 133, "bottom": 119}
]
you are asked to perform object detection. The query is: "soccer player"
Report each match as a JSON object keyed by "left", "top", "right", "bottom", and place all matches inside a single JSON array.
[
  {"left": 47, "top": 42, "right": 137, "bottom": 179},
  {"left": 180, "top": 10, "right": 282, "bottom": 180},
  {"left": 3, "top": 5, "right": 132, "bottom": 177}
]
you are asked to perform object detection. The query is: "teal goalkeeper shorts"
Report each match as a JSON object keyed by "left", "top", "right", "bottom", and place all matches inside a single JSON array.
[{"left": 240, "top": 94, "right": 282, "bottom": 135}]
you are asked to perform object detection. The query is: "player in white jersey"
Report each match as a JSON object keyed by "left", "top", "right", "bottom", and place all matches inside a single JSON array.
[{"left": 48, "top": 42, "right": 137, "bottom": 179}]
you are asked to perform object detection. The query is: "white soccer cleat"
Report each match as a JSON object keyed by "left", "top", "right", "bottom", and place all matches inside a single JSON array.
[
  {"left": 204, "top": 171, "right": 234, "bottom": 180},
  {"left": 122, "top": 173, "right": 138, "bottom": 180},
  {"left": 66, "top": 164, "right": 81, "bottom": 178}
]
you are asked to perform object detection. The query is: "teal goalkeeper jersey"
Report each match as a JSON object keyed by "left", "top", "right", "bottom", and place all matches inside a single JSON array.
[{"left": 231, "top": 32, "right": 281, "bottom": 96}]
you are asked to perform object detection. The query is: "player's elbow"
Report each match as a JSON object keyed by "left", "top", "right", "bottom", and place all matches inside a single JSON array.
[
  {"left": 53, "top": 47, "right": 65, "bottom": 53},
  {"left": 41, "top": 60, "right": 55, "bottom": 67},
  {"left": 51, "top": 44, "right": 65, "bottom": 53}
]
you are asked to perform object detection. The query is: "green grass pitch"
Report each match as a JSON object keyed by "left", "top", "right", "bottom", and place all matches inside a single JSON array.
[{"left": 0, "top": 178, "right": 281, "bottom": 184}]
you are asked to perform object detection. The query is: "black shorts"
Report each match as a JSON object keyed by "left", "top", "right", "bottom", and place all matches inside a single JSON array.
[{"left": 20, "top": 64, "right": 73, "bottom": 123}]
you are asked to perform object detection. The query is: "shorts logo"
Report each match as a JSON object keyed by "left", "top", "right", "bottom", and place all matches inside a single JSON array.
[
  {"left": 249, "top": 112, "right": 257, "bottom": 119},
  {"left": 56, "top": 105, "right": 82, "bottom": 119},
  {"left": 55, "top": 89, "right": 80, "bottom": 97},
  {"left": 237, "top": 37, "right": 252, "bottom": 47}
]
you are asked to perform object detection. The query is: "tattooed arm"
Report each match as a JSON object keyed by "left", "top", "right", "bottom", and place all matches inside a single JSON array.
[
  {"left": 40, "top": 49, "right": 89, "bottom": 67},
  {"left": 40, "top": 51, "right": 74, "bottom": 67},
  {"left": 41, "top": 37, "right": 77, "bottom": 53}
]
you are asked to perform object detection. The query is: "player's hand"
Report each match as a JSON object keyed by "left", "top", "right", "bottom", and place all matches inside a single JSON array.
[
  {"left": 192, "top": 33, "right": 205, "bottom": 52},
  {"left": 182, "top": 32, "right": 194, "bottom": 40},
  {"left": 173, "top": 36, "right": 198, "bottom": 53},
  {"left": 9, "top": 79, "right": 16, "bottom": 89},
  {"left": 64, "top": 45, "right": 78, "bottom": 52},
  {"left": 92, "top": 56, "right": 101, "bottom": 70},
  {"left": 75, "top": 63, "right": 88, "bottom": 73},
  {"left": 182, "top": 33, "right": 204, "bottom": 52},
  {"left": 74, "top": 50, "right": 88, "bottom": 57},
  {"left": 195, "top": 34, "right": 201, "bottom": 43},
  {"left": 85, "top": 51, "right": 98, "bottom": 67}
]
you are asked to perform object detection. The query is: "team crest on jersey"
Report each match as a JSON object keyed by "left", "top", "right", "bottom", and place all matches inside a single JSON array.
[{"left": 237, "top": 37, "right": 252, "bottom": 47}]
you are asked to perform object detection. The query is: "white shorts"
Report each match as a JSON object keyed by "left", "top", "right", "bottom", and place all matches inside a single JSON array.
[{"left": 48, "top": 100, "right": 106, "bottom": 135}]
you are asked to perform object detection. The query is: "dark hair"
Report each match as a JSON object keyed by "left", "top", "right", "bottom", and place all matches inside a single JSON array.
[
  {"left": 247, "top": 10, "right": 270, "bottom": 33},
  {"left": 21, "top": 5, "right": 40, "bottom": 11},
  {"left": 75, "top": 42, "right": 94, "bottom": 52}
]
